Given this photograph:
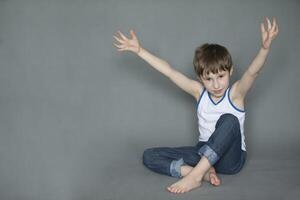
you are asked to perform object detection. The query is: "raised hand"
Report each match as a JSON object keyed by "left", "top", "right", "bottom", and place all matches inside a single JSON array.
[
  {"left": 261, "top": 17, "right": 279, "bottom": 50},
  {"left": 113, "top": 29, "right": 141, "bottom": 54}
]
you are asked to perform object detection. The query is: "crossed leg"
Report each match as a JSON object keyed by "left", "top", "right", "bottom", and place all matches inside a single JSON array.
[
  {"left": 167, "top": 156, "right": 213, "bottom": 194},
  {"left": 167, "top": 114, "right": 243, "bottom": 194}
]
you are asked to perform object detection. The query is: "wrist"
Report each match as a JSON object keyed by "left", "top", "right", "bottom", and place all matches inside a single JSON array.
[
  {"left": 137, "top": 46, "right": 143, "bottom": 56},
  {"left": 261, "top": 43, "right": 271, "bottom": 51},
  {"left": 260, "top": 47, "right": 270, "bottom": 54}
]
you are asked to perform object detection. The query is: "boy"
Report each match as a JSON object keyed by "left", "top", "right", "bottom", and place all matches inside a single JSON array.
[{"left": 113, "top": 18, "right": 279, "bottom": 194}]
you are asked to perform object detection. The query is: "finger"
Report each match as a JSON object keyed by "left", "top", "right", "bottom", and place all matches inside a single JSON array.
[
  {"left": 270, "top": 23, "right": 279, "bottom": 39},
  {"left": 117, "top": 48, "right": 126, "bottom": 52},
  {"left": 113, "top": 43, "right": 126, "bottom": 49},
  {"left": 275, "top": 24, "right": 279, "bottom": 35},
  {"left": 113, "top": 35, "right": 124, "bottom": 44},
  {"left": 265, "top": 31, "right": 270, "bottom": 41},
  {"left": 266, "top": 17, "right": 271, "bottom": 31},
  {"left": 260, "top": 22, "right": 266, "bottom": 33},
  {"left": 273, "top": 24, "right": 279, "bottom": 37},
  {"left": 270, "top": 18, "right": 276, "bottom": 33},
  {"left": 113, "top": 43, "right": 122, "bottom": 49},
  {"left": 130, "top": 29, "right": 137, "bottom": 40},
  {"left": 270, "top": 18, "right": 279, "bottom": 39},
  {"left": 273, "top": 17, "right": 278, "bottom": 27},
  {"left": 117, "top": 31, "right": 128, "bottom": 41},
  {"left": 115, "top": 45, "right": 128, "bottom": 51},
  {"left": 273, "top": 18, "right": 279, "bottom": 34}
]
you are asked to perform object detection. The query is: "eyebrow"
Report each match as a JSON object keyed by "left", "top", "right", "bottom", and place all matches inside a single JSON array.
[{"left": 203, "top": 71, "right": 226, "bottom": 78}]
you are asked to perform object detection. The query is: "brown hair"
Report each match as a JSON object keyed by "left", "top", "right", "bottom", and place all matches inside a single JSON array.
[{"left": 193, "top": 43, "right": 233, "bottom": 77}]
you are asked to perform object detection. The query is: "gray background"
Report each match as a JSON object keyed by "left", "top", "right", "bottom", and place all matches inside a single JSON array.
[{"left": 0, "top": 0, "right": 299, "bottom": 199}]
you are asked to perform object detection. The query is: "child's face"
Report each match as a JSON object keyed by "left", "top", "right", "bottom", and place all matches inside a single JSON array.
[{"left": 200, "top": 69, "right": 232, "bottom": 98}]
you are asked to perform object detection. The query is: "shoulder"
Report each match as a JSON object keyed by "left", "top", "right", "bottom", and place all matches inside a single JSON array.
[{"left": 195, "top": 83, "right": 205, "bottom": 102}]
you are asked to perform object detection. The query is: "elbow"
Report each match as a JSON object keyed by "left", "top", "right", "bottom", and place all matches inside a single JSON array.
[
  {"left": 247, "top": 69, "right": 259, "bottom": 79},
  {"left": 166, "top": 65, "right": 175, "bottom": 78}
]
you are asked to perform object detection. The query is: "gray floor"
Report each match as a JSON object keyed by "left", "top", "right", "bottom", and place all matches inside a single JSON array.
[{"left": 99, "top": 158, "right": 300, "bottom": 200}]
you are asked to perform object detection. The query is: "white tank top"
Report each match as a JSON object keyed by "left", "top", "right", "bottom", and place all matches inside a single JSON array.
[{"left": 197, "top": 87, "right": 246, "bottom": 151}]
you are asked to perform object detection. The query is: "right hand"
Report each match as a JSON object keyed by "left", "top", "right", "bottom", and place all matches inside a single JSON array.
[
  {"left": 113, "top": 30, "right": 141, "bottom": 54},
  {"left": 260, "top": 17, "right": 279, "bottom": 50}
]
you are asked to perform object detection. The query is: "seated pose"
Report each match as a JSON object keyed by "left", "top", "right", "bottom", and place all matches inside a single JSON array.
[{"left": 113, "top": 18, "right": 278, "bottom": 194}]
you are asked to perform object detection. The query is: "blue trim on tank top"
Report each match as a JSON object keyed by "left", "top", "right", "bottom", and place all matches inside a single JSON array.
[
  {"left": 228, "top": 87, "right": 245, "bottom": 113},
  {"left": 196, "top": 88, "right": 206, "bottom": 110},
  {"left": 208, "top": 88, "right": 228, "bottom": 105}
]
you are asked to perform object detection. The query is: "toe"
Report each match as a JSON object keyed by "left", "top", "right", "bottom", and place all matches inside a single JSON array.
[
  {"left": 210, "top": 173, "right": 221, "bottom": 186},
  {"left": 211, "top": 178, "right": 216, "bottom": 185},
  {"left": 178, "top": 188, "right": 183, "bottom": 194},
  {"left": 172, "top": 187, "right": 177, "bottom": 193},
  {"left": 167, "top": 185, "right": 175, "bottom": 193}
]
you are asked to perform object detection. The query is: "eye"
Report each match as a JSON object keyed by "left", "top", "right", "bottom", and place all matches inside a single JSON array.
[
  {"left": 219, "top": 75, "right": 224, "bottom": 78},
  {"left": 206, "top": 78, "right": 212, "bottom": 81}
]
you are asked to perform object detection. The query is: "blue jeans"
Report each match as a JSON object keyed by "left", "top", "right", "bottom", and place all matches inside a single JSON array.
[{"left": 143, "top": 114, "right": 247, "bottom": 178}]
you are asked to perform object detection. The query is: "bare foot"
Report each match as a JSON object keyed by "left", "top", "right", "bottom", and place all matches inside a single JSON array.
[
  {"left": 204, "top": 170, "right": 221, "bottom": 186},
  {"left": 167, "top": 173, "right": 202, "bottom": 194},
  {"left": 181, "top": 166, "right": 221, "bottom": 186}
]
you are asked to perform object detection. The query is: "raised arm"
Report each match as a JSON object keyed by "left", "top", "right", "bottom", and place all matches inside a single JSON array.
[
  {"left": 232, "top": 18, "right": 279, "bottom": 99},
  {"left": 113, "top": 30, "right": 203, "bottom": 100}
]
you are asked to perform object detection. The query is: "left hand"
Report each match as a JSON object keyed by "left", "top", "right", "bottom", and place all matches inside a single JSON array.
[
  {"left": 261, "top": 17, "right": 279, "bottom": 50},
  {"left": 113, "top": 30, "right": 141, "bottom": 54}
]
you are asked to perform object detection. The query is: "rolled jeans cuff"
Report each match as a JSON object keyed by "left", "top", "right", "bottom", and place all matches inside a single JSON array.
[
  {"left": 170, "top": 158, "right": 185, "bottom": 178},
  {"left": 198, "top": 144, "right": 220, "bottom": 166}
]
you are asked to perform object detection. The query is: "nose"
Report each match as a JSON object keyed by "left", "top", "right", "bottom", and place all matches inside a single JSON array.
[{"left": 213, "top": 80, "right": 220, "bottom": 89}]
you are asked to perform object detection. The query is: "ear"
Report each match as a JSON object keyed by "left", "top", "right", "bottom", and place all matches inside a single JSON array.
[
  {"left": 197, "top": 76, "right": 204, "bottom": 83},
  {"left": 229, "top": 67, "right": 234, "bottom": 76}
]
